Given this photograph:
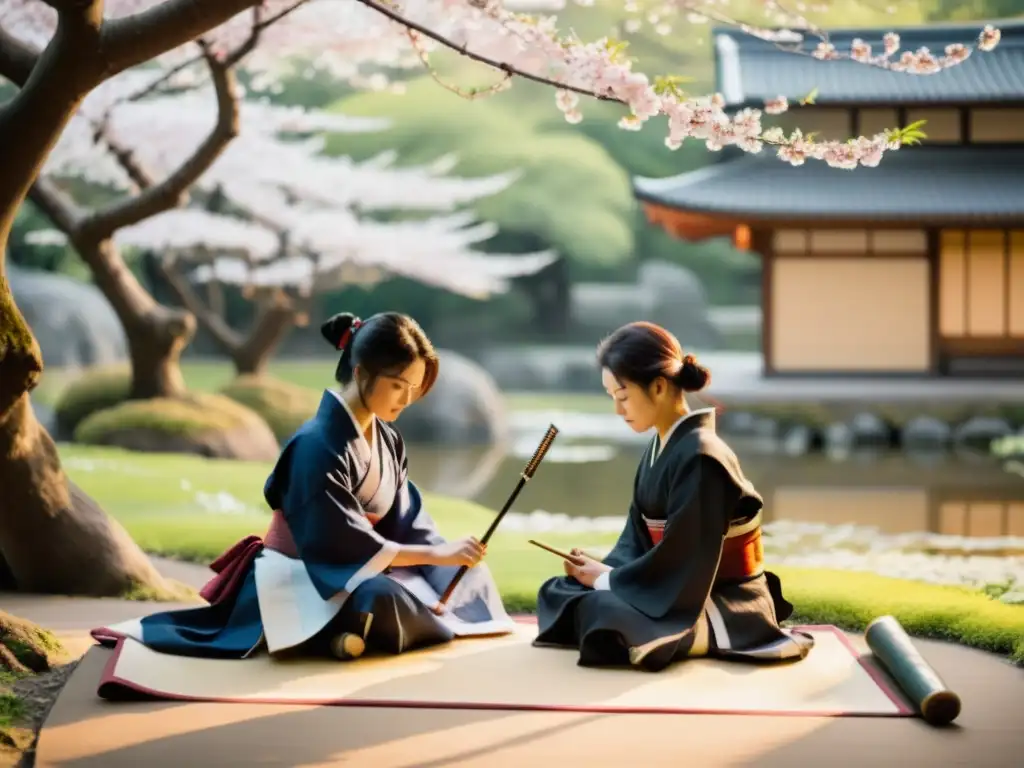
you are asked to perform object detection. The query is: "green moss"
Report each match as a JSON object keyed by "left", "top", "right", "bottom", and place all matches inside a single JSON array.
[
  {"left": 0, "top": 285, "right": 37, "bottom": 355},
  {"left": 0, "top": 611, "right": 62, "bottom": 749},
  {"left": 0, "top": 690, "right": 23, "bottom": 730},
  {"left": 0, "top": 612, "right": 63, "bottom": 672},
  {"left": 54, "top": 365, "right": 131, "bottom": 435},
  {"left": 74, "top": 393, "right": 256, "bottom": 444},
  {"left": 121, "top": 578, "right": 198, "bottom": 603},
  {"left": 220, "top": 375, "right": 319, "bottom": 443}
]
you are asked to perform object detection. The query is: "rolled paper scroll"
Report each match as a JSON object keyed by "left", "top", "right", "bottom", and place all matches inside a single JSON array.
[{"left": 865, "top": 615, "right": 962, "bottom": 726}]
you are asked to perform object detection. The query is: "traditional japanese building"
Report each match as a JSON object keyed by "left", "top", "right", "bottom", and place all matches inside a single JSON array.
[{"left": 634, "top": 21, "right": 1024, "bottom": 377}]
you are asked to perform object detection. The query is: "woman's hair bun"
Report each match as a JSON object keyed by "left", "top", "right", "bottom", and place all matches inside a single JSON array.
[
  {"left": 678, "top": 353, "right": 711, "bottom": 393},
  {"left": 321, "top": 312, "right": 358, "bottom": 350}
]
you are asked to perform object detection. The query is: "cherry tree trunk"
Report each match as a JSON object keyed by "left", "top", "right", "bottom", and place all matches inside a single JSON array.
[
  {"left": 81, "top": 239, "right": 197, "bottom": 399},
  {"left": 0, "top": 96, "right": 176, "bottom": 599},
  {"left": 0, "top": 381, "right": 174, "bottom": 597},
  {"left": 231, "top": 303, "right": 297, "bottom": 377}
]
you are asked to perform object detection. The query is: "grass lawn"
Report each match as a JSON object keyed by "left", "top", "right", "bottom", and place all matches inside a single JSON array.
[
  {"left": 60, "top": 444, "right": 1024, "bottom": 665},
  {"left": 35, "top": 359, "right": 612, "bottom": 414}
]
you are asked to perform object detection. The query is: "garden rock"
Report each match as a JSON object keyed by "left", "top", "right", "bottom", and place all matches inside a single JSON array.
[
  {"left": 752, "top": 417, "right": 779, "bottom": 440},
  {"left": 953, "top": 416, "right": 1013, "bottom": 449},
  {"left": 719, "top": 410, "right": 757, "bottom": 436},
  {"left": 902, "top": 416, "right": 953, "bottom": 448},
  {"left": 9, "top": 263, "right": 128, "bottom": 368},
  {"left": 825, "top": 421, "right": 854, "bottom": 451},
  {"left": 780, "top": 424, "right": 815, "bottom": 456},
  {"left": 397, "top": 350, "right": 507, "bottom": 445},
  {"left": 848, "top": 412, "right": 892, "bottom": 446}
]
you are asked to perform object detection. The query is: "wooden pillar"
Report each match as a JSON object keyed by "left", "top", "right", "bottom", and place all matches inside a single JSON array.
[{"left": 751, "top": 228, "right": 775, "bottom": 376}]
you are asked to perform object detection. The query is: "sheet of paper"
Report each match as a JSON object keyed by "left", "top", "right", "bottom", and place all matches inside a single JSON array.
[{"left": 386, "top": 570, "right": 517, "bottom": 637}]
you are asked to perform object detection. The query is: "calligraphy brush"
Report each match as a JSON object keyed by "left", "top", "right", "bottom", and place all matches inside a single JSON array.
[{"left": 437, "top": 424, "right": 559, "bottom": 608}]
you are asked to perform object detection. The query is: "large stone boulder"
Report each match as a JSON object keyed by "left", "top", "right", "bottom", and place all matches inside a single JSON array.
[
  {"left": 74, "top": 393, "right": 280, "bottom": 461},
  {"left": 953, "top": 416, "right": 1013, "bottom": 450},
  {"left": 637, "top": 261, "right": 721, "bottom": 349},
  {"left": 219, "top": 375, "right": 320, "bottom": 445},
  {"left": 902, "top": 415, "right": 952, "bottom": 448},
  {"left": 570, "top": 261, "right": 720, "bottom": 349},
  {"left": 396, "top": 350, "right": 507, "bottom": 445},
  {"left": 8, "top": 263, "right": 127, "bottom": 368}
]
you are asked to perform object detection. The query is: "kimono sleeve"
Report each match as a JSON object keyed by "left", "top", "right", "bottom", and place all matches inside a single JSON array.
[
  {"left": 601, "top": 503, "right": 646, "bottom": 568},
  {"left": 606, "top": 455, "right": 736, "bottom": 620},
  {"left": 266, "top": 434, "right": 399, "bottom": 601},
  {"left": 601, "top": 461, "right": 647, "bottom": 568}
]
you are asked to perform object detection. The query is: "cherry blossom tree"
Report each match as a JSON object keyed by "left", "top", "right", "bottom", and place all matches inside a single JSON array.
[
  {"left": 39, "top": 88, "right": 556, "bottom": 375},
  {"left": 0, "top": 0, "right": 292, "bottom": 599},
  {"left": 0, "top": 0, "right": 1002, "bottom": 597}
]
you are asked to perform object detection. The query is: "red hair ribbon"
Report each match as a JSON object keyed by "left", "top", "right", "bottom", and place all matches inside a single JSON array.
[{"left": 337, "top": 318, "right": 362, "bottom": 351}]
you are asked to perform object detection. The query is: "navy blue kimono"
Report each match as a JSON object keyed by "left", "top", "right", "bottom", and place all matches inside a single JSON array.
[
  {"left": 534, "top": 408, "right": 814, "bottom": 671},
  {"left": 92, "top": 391, "right": 515, "bottom": 659}
]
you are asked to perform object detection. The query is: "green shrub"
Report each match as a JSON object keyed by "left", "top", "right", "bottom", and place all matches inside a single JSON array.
[
  {"left": 54, "top": 365, "right": 131, "bottom": 436},
  {"left": 75, "top": 392, "right": 257, "bottom": 444},
  {"left": 219, "top": 375, "right": 319, "bottom": 443}
]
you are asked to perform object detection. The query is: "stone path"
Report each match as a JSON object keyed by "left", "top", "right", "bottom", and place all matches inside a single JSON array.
[{"left": 6, "top": 559, "right": 1024, "bottom": 767}]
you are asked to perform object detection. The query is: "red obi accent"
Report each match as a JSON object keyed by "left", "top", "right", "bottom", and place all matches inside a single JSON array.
[
  {"left": 199, "top": 535, "right": 264, "bottom": 605},
  {"left": 200, "top": 507, "right": 384, "bottom": 605},
  {"left": 642, "top": 520, "right": 764, "bottom": 581},
  {"left": 199, "top": 510, "right": 296, "bottom": 605},
  {"left": 718, "top": 528, "right": 764, "bottom": 581},
  {"left": 264, "top": 509, "right": 298, "bottom": 557},
  {"left": 645, "top": 520, "right": 666, "bottom": 545}
]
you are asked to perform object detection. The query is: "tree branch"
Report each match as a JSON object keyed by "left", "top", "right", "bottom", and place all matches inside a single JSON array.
[
  {"left": 155, "top": 255, "right": 243, "bottom": 354},
  {"left": 94, "top": 124, "right": 156, "bottom": 191},
  {"left": 352, "top": 0, "right": 620, "bottom": 104},
  {"left": 0, "top": 2, "right": 105, "bottom": 242},
  {"left": 233, "top": 291, "right": 298, "bottom": 375},
  {"left": 124, "top": 52, "right": 204, "bottom": 103},
  {"left": 0, "top": 28, "right": 38, "bottom": 87},
  {"left": 98, "top": 0, "right": 262, "bottom": 78},
  {"left": 76, "top": 48, "right": 239, "bottom": 242},
  {"left": 27, "top": 177, "right": 82, "bottom": 236}
]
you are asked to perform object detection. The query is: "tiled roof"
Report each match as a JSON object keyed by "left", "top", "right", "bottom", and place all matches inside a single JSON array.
[
  {"left": 715, "top": 20, "right": 1024, "bottom": 107},
  {"left": 633, "top": 147, "right": 1024, "bottom": 223}
]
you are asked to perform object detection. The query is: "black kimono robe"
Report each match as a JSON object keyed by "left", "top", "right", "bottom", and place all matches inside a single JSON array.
[
  {"left": 534, "top": 408, "right": 814, "bottom": 671},
  {"left": 91, "top": 390, "right": 515, "bottom": 659}
]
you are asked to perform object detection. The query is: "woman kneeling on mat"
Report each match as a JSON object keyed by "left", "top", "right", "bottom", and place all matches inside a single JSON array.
[
  {"left": 534, "top": 321, "right": 814, "bottom": 671},
  {"left": 92, "top": 312, "right": 515, "bottom": 661}
]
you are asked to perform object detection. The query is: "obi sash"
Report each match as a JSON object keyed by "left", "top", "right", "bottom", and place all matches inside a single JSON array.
[
  {"left": 642, "top": 513, "right": 764, "bottom": 582},
  {"left": 199, "top": 508, "right": 383, "bottom": 605}
]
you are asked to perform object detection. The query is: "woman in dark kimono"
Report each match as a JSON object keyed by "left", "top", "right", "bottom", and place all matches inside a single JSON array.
[
  {"left": 534, "top": 321, "right": 813, "bottom": 671},
  {"left": 92, "top": 312, "right": 515, "bottom": 661}
]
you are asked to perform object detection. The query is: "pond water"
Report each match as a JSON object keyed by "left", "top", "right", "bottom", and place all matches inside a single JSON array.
[{"left": 406, "top": 412, "right": 1024, "bottom": 591}]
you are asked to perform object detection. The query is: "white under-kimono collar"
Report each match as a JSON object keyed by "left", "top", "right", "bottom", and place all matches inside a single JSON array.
[
  {"left": 651, "top": 407, "right": 716, "bottom": 466},
  {"left": 329, "top": 389, "right": 377, "bottom": 457}
]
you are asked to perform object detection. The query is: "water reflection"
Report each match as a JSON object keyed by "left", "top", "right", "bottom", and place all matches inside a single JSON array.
[{"left": 405, "top": 440, "right": 1024, "bottom": 540}]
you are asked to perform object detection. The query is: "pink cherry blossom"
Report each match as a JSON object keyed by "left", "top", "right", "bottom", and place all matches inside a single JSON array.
[{"left": 0, "top": 0, "right": 1004, "bottom": 172}]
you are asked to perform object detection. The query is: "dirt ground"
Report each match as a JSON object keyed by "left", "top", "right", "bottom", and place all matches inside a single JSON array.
[{"left": 1, "top": 661, "right": 79, "bottom": 768}]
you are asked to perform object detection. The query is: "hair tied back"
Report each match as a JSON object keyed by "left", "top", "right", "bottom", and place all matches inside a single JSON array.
[{"left": 337, "top": 317, "right": 362, "bottom": 351}]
